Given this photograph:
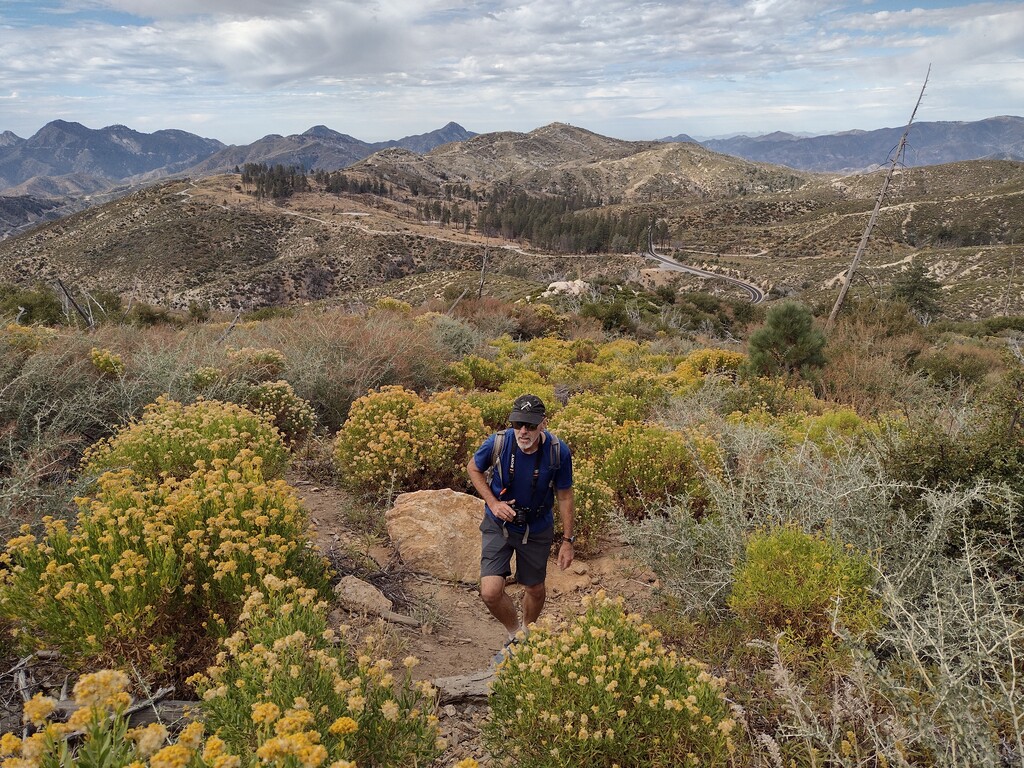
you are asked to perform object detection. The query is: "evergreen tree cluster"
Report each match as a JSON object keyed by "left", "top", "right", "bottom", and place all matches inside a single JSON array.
[
  {"left": 312, "top": 170, "right": 392, "bottom": 197},
  {"left": 416, "top": 200, "right": 473, "bottom": 230},
  {"left": 239, "top": 163, "right": 309, "bottom": 199},
  {"left": 476, "top": 190, "right": 666, "bottom": 254}
]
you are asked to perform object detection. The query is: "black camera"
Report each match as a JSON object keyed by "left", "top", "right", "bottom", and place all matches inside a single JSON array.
[{"left": 511, "top": 504, "right": 538, "bottom": 527}]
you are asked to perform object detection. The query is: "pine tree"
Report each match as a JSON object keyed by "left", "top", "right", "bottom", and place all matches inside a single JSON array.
[
  {"left": 748, "top": 301, "right": 827, "bottom": 376},
  {"left": 891, "top": 258, "right": 942, "bottom": 318}
]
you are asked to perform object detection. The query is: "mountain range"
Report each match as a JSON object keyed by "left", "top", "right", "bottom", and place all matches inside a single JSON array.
[
  {"left": 2, "top": 119, "right": 1021, "bottom": 320},
  {"left": 665, "top": 115, "right": 1024, "bottom": 173},
  {"left": 0, "top": 120, "right": 477, "bottom": 237}
]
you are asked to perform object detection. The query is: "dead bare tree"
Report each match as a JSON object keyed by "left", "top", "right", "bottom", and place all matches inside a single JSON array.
[{"left": 828, "top": 66, "right": 931, "bottom": 326}]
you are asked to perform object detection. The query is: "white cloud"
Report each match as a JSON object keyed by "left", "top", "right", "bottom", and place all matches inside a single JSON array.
[{"left": 0, "top": 1, "right": 1020, "bottom": 143}]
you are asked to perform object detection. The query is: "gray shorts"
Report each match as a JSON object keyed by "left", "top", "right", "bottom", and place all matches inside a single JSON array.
[{"left": 479, "top": 514, "right": 554, "bottom": 587}]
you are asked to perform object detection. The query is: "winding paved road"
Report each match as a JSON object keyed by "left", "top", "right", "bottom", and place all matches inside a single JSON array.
[{"left": 645, "top": 235, "right": 766, "bottom": 304}]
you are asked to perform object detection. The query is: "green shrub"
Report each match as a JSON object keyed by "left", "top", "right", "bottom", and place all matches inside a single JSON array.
[
  {"left": 192, "top": 578, "right": 442, "bottom": 768},
  {"left": 415, "top": 312, "right": 482, "bottom": 357},
  {"left": 82, "top": 396, "right": 289, "bottom": 482},
  {"left": 446, "top": 354, "right": 506, "bottom": 390},
  {"left": 485, "top": 591, "right": 736, "bottom": 767},
  {"left": 0, "top": 284, "right": 65, "bottom": 325},
  {"left": 728, "top": 525, "right": 881, "bottom": 648},
  {"left": 912, "top": 342, "right": 1002, "bottom": 388}
]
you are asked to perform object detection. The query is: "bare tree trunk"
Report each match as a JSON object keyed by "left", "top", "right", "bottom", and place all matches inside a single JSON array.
[
  {"left": 828, "top": 66, "right": 930, "bottom": 326},
  {"left": 478, "top": 247, "right": 488, "bottom": 299}
]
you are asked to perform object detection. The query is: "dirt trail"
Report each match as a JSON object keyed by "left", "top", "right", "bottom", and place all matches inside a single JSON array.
[{"left": 292, "top": 479, "right": 659, "bottom": 765}]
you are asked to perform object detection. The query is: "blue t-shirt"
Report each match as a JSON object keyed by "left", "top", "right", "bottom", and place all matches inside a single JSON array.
[{"left": 472, "top": 429, "right": 573, "bottom": 534}]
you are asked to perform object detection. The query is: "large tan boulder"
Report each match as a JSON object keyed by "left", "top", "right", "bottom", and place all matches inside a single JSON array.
[{"left": 385, "top": 489, "right": 484, "bottom": 584}]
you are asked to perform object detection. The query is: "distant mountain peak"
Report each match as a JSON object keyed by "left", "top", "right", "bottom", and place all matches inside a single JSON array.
[{"left": 301, "top": 125, "right": 361, "bottom": 143}]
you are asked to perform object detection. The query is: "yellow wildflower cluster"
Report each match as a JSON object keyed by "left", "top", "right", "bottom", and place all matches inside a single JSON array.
[
  {"left": 1, "top": 323, "right": 57, "bottom": 354},
  {"left": 242, "top": 379, "right": 317, "bottom": 445},
  {"left": 485, "top": 591, "right": 735, "bottom": 766},
  {"left": 82, "top": 395, "right": 290, "bottom": 482},
  {"left": 335, "top": 386, "right": 486, "bottom": 496},
  {"left": 0, "top": 450, "right": 327, "bottom": 673},
  {"left": 89, "top": 347, "right": 126, "bottom": 377},
  {"left": 4, "top": 669, "right": 217, "bottom": 768}
]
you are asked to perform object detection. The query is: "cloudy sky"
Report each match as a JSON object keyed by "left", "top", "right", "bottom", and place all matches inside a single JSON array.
[{"left": 1, "top": 0, "right": 1021, "bottom": 145}]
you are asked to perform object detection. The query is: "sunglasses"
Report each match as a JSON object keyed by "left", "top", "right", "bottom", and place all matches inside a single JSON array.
[{"left": 511, "top": 421, "right": 540, "bottom": 431}]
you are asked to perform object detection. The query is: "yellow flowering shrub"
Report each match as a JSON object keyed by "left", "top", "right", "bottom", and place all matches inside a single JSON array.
[
  {"left": 564, "top": 390, "right": 651, "bottom": 425},
  {"left": 334, "top": 386, "right": 486, "bottom": 496},
  {"left": 242, "top": 380, "right": 317, "bottom": 446},
  {"left": 7, "top": 669, "right": 215, "bottom": 768},
  {"left": 676, "top": 348, "right": 747, "bottom": 378},
  {"left": 89, "top": 347, "right": 126, "bottom": 377},
  {"left": 82, "top": 396, "right": 289, "bottom": 482},
  {"left": 188, "top": 366, "right": 223, "bottom": 390},
  {"left": 193, "top": 577, "right": 441, "bottom": 768},
  {"left": 2, "top": 323, "right": 58, "bottom": 354},
  {"left": 445, "top": 354, "right": 506, "bottom": 391},
  {"left": 485, "top": 591, "right": 735, "bottom": 768},
  {"left": 603, "top": 370, "right": 674, "bottom": 414},
  {"left": 600, "top": 422, "right": 719, "bottom": 519},
  {"left": 372, "top": 297, "right": 413, "bottom": 315},
  {"left": 547, "top": 404, "right": 618, "bottom": 461},
  {"left": 729, "top": 525, "right": 882, "bottom": 649},
  {"left": 0, "top": 452, "right": 328, "bottom": 676},
  {"left": 562, "top": 460, "right": 615, "bottom": 555},
  {"left": 227, "top": 346, "right": 287, "bottom": 382}
]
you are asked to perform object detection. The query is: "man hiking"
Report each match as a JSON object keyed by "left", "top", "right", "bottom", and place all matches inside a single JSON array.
[{"left": 467, "top": 393, "right": 575, "bottom": 658}]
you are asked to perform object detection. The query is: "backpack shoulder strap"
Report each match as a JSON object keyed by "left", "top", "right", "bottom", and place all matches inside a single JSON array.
[
  {"left": 546, "top": 432, "right": 561, "bottom": 489},
  {"left": 489, "top": 430, "right": 507, "bottom": 487}
]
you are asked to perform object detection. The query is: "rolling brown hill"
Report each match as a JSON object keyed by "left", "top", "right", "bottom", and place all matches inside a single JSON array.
[{"left": 0, "top": 122, "right": 1021, "bottom": 318}]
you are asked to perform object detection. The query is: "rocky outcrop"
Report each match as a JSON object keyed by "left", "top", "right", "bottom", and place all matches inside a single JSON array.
[{"left": 385, "top": 489, "right": 484, "bottom": 584}]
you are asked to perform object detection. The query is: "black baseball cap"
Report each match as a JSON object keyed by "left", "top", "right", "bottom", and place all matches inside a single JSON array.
[{"left": 509, "top": 394, "right": 546, "bottom": 425}]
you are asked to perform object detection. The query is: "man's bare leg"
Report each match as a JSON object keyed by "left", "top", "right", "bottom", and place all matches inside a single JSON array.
[
  {"left": 480, "top": 575, "right": 519, "bottom": 634},
  {"left": 522, "top": 582, "right": 546, "bottom": 628}
]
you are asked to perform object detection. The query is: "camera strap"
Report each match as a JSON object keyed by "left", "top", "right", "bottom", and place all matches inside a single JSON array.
[{"left": 503, "top": 440, "right": 543, "bottom": 543}]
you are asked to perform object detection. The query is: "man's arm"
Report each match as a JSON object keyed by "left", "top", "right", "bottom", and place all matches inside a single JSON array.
[
  {"left": 556, "top": 486, "right": 575, "bottom": 570},
  {"left": 467, "top": 459, "right": 517, "bottom": 522}
]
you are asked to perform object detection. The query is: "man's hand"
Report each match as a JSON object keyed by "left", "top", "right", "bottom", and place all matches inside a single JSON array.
[
  {"left": 490, "top": 500, "right": 517, "bottom": 522},
  {"left": 558, "top": 540, "right": 574, "bottom": 570}
]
